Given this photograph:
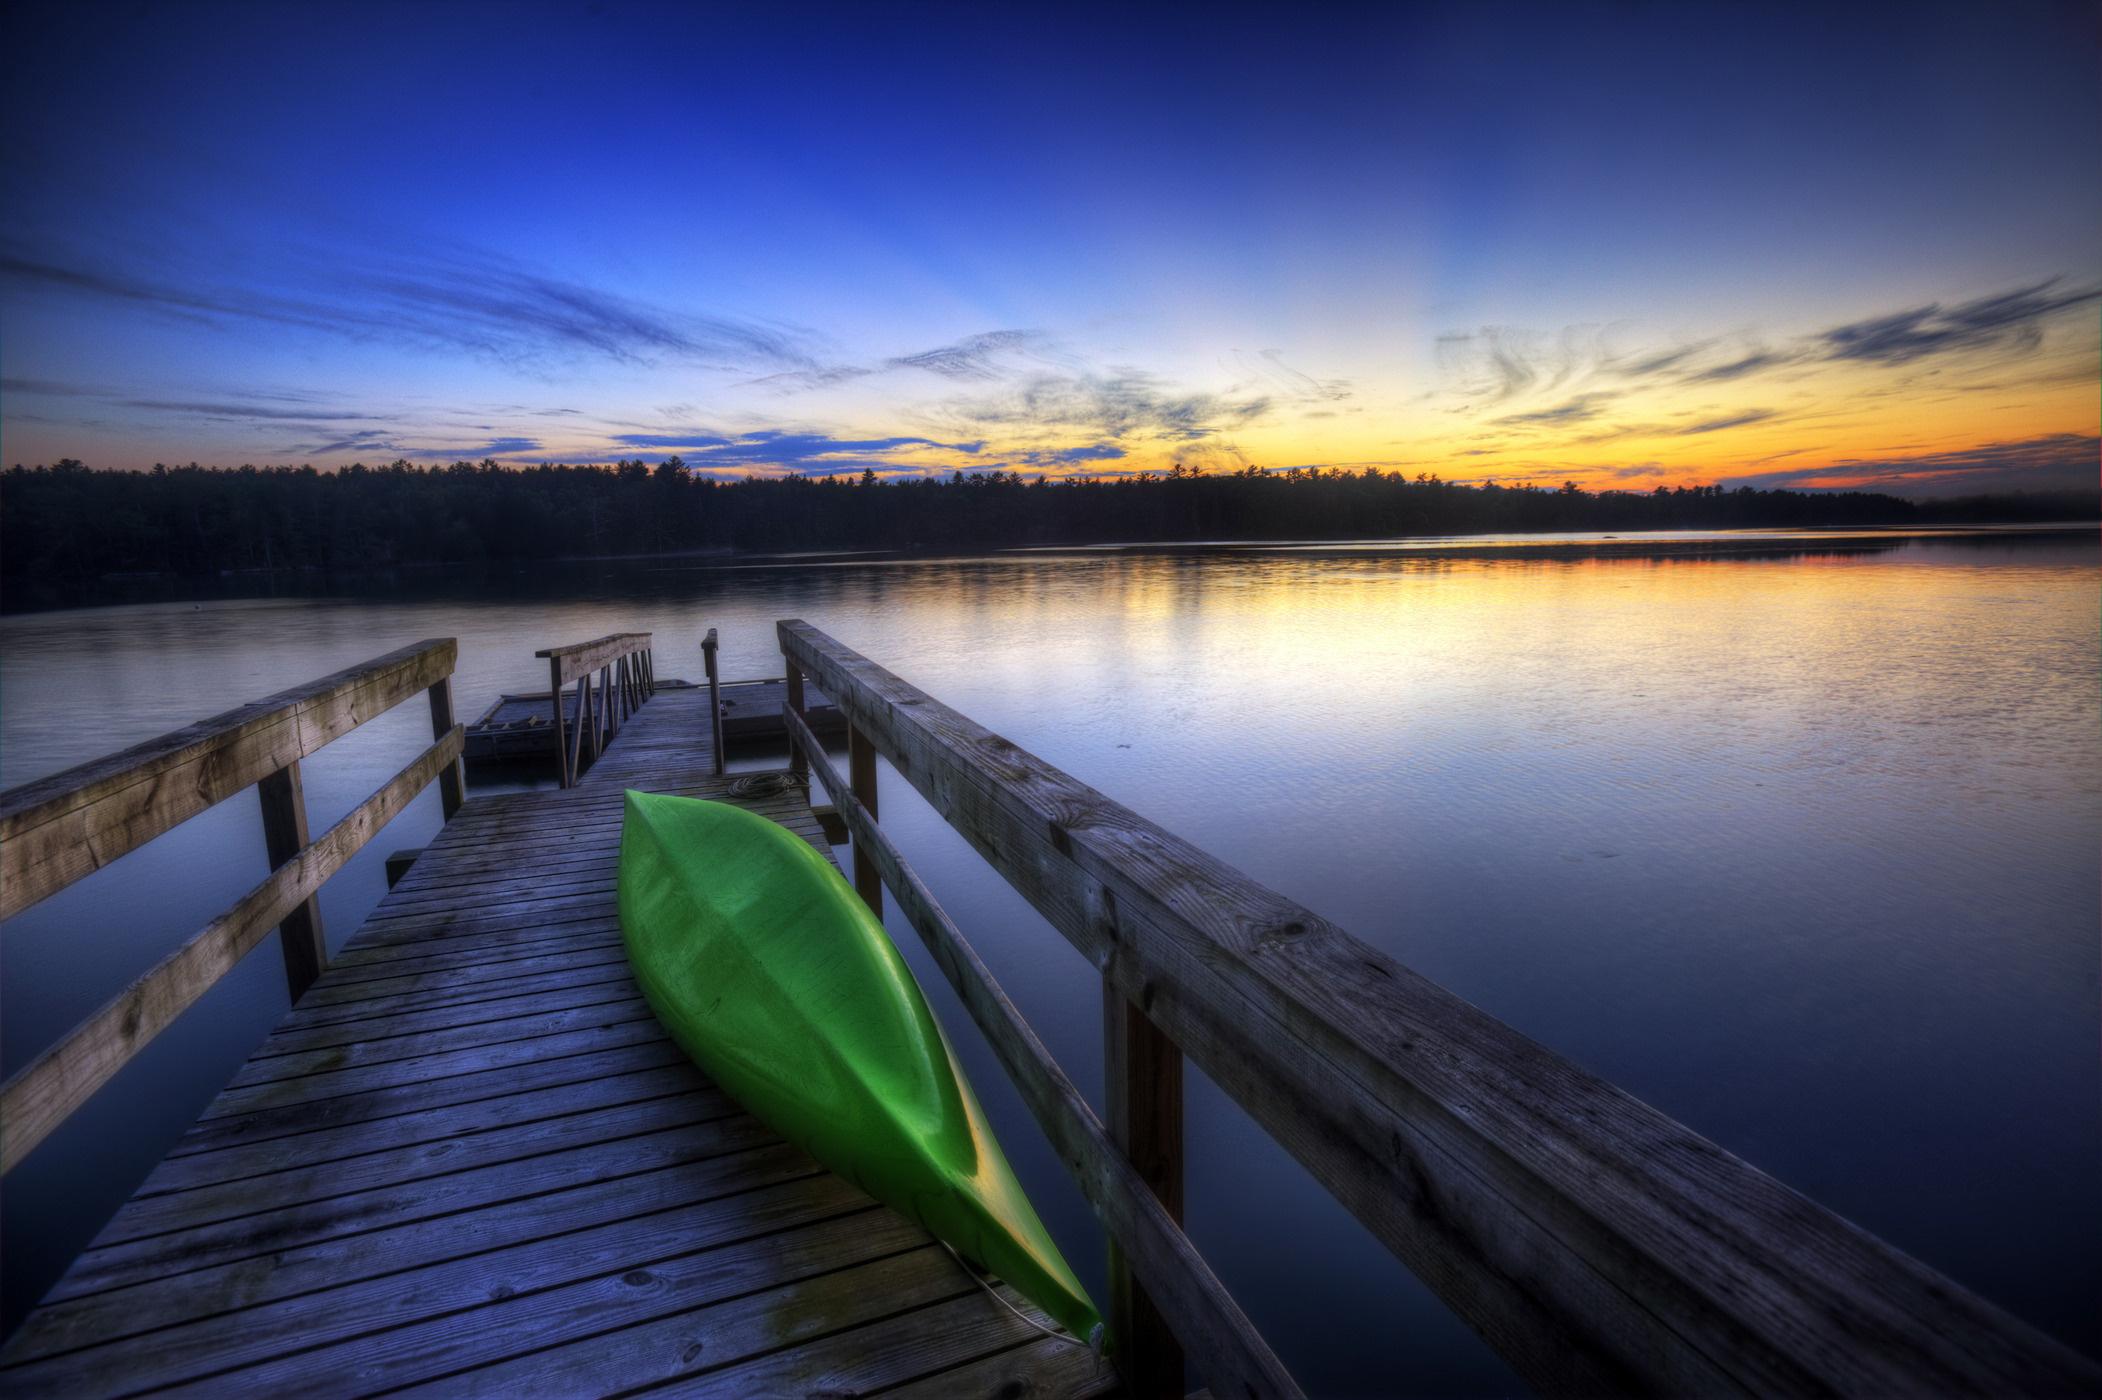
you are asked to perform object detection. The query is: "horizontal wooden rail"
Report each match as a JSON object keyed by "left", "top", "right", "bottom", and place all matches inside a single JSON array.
[
  {"left": 778, "top": 620, "right": 2100, "bottom": 1398},
  {"left": 534, "top": 631, "right": 653, "bottom": 686},
  {"left": 0, "top": 725, "right": 464, "bottom": 1173},
  {"left": 0, "top": 639, "right": 457, "bottom": 921},
  {"left": 784, "top": 703, "right": 1300, "bottom": 1396}
]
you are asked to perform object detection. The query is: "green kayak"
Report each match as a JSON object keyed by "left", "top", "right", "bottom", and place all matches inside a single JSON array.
[{"left": 617, "top": 789, "right": 1103, "bottom": 1345}]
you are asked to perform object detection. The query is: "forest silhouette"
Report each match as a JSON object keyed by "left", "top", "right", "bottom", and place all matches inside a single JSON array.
[{"left": 4, "top": 457, "right": 2090, "bottom": 583}]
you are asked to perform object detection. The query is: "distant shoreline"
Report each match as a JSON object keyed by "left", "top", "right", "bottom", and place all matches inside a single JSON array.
[{"left": 3, "top": 522, "right": 2092, "bottom": 618}]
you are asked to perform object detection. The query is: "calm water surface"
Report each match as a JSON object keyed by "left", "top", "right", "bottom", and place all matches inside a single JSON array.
[{"left": 3, "top": 529, "right": 2097, "bottom": 1392}]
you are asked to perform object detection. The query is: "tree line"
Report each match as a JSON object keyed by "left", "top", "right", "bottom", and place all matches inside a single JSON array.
[{"left": 2, "top": 457, "right": 2090, "bottom": 583}]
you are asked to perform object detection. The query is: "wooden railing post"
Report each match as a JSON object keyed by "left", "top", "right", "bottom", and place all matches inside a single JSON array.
[
  {"left": 1106, "top": 986, "right": 1185, "bottom": 1397},
  {"left": 702, "top": 629, "right": 725, "bottom": 776},
  {"left": 427, "top": 675, "right": 465, "bottom": 819},
  {"left": 257, "top": 761, "right": 327, "bottom": 1002},
  {"left": 847, "top": 722, "right": 880, "bottom": 916},
  {"left": 549, "top": 656, "right": 572, "bottom": 787},
  {"left": 785, "top": 661, "right": 809, "bottom": 781}
]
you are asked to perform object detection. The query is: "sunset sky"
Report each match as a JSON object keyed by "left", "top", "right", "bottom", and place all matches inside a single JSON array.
[{"left": 2, "top": 2, "right": 2096, "bottom": 494}]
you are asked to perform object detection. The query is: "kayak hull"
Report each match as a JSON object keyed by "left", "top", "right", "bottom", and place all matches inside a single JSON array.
[{"left": 617, "top": 789, "right": 1102, "bottom": 1345}]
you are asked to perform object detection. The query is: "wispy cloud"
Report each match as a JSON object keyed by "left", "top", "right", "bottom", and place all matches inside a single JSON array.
[
  {"left": 120, "top": 397, "right": 384, "bottom": 422},
  {"left": 888, "top": 330, "right": 1038, "bottom": 380},
  {"left": 1018, "top": 441, "right": 1127, "bottom": 467},
  {"left": 1495, "top": 392, "right": 1614, "bottom": 426},
  {"left": 1676, "top": 408, "right": 1777, "bottom": 435},
  {"left": 1442, "top": 276, "right": 2099, "bottom": 424},
  {"left": 1683, "top": 350, "right": 1790, "bottom": 383},
  {"left": 0, "top": 242, "right": 816, "bottom": 371},
  {"left": 1820, "top": 280, "right": 2101, "bottom": 366},
  {"left": 1235, "top": 349, "right": 1354, "bottom": 404},
  {"left": 942, "top": 370, "right": 1273, "bottom": 444},
  {"left": 1732, "top": 433, "right": 2099, "bottom": 494},
  {"left": 596, "top": 428, "right": 988, "bottom": 475}
]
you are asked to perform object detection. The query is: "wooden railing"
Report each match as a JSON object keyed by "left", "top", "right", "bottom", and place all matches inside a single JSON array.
[
  {"left": 701, "top": 628, "right": 725, "bottom": 777},
  {"left": 536, "top": 632, "right": 655, "bottom": 787},
  {"left": 0, "top": 640, "right": 466, "bottom": 1175},
  {"left": 776, "top": 620, "right": 2100, "bottom": 1399}
]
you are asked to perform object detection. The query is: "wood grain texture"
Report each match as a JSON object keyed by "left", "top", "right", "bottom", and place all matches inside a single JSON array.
[
  {"left": 0, "top": 725, "right": 463, "bottom": 1173},
  {"left": 788, "top": 703, "right": 1297, "bottom": 1400},
  {"left": 0, "top": 638, "right": 455, "bottom": 919},
  {"left": 780, "top": 618, "right": 2101, "bottom": 1399},
  {"left": 1, "top": 678, "right": 1090, "bottom": 1397},
  {"left": 256, "top": 759, "right": 326, "bottom": 1000},
  {"left": 534, "top": 630, "right": 652, "bottom": 685}
]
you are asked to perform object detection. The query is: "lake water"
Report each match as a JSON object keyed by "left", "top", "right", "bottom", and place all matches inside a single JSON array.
[{"left": 3, "top": 527, "right": 2097, "bottom": 1392}]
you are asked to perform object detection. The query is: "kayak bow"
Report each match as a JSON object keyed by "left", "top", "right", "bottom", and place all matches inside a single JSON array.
[{"left": 617, "top": 789, "right": 1103, "bottom": 1345}]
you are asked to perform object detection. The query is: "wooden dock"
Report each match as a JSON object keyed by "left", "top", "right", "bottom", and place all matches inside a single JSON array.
[
  {"left": 0, "top": 673, "right": 1113, "bottom": 1396},
  {"left": 4, "top": 625, "right": 2097, "bottom": 1398}
]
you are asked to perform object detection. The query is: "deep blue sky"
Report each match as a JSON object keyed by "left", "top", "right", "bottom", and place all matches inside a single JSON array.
[{"left": 3, "top": 1, "right": 2096, "bottom": 490}]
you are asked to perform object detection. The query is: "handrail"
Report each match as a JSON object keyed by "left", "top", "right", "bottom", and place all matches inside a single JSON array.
[
  {"left": 0, "top": 640, "right": 467, "bottom": 1174},
  {"left": 536, "top": 632, "right": 655, "bottom": 786},
  {"left": 1, "top": 639, "right": 459, "bottom": 921},
  {"left": 784, "top": 704, "right": 1298, "bottom": 1397},
  {"left": 777, "top": 619, "right": 2100, "bottom": 1398},
  {"left": 534, "top": 631, "right": 653, "bottom": 684},
  {"left": 701, "top": 628, "right": 724, "bottom": 776}
]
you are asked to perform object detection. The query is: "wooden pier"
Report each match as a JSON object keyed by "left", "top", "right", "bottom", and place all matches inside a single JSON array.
[
  {"left": 2, "top": 625, "right": 2098, "bottom": 1397},
  {"left": 0, "top": 638, "right": 1112, "bottom": 1396}
]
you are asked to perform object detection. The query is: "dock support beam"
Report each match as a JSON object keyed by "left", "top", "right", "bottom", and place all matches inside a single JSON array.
[
  {"left": 257, "top": 761, "right": 327, "bottom": 1002},
  {"left": 1105, "top": 985, "right": 1185, "bottom": 1398}
]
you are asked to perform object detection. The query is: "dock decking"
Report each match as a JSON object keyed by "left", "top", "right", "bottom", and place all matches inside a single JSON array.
[{"left": 0, "top": 686, "right": 1115, "bottom": 1397}]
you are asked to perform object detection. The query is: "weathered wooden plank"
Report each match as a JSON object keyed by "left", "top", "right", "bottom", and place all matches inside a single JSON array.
[
  {"left": 7, "top": 1143, "right": 824, "bottom": 1366},
  {"left": 781, "top": 619, "right": 2102, "bottom": 1399},
  {"left": 257, "top": 759, "right": 327, "bottom": 999},
  {"left": 167, "top": 1040, "right": 689, "bottom": 1159},
  {"left": 0, "top": 725, "right": 465, "bottom": 1174},
  {"left": 1106, "top": 979, "right": 1186, "bottom": 1400},
  {"left": 0, "top": 638, "right": 456, "bottom": 920},
  {"left": 228, "top": 994, "right": 652, "bottom": 1085},
  {"left": 535, "top": 631, "right": 652, "bottom": 686},
  {"left": 48, "top": 1114, "right": 782, "bottom": 1303},
  {"left": 385, "top": 1246, "right": 994, "bottom": 1398},
  {"left": 145, "top": 1200, "right": 914, "bottom": 1397},
  {"left": 327, "top": 928, "right": 624, "bottom": 978},
  {"left": 789, "top": 704, "right": 1294, "bottom": 1399},
  {"left": 5, "top": 1177, "right": 876, "bottom": 1394},
  {"left": 194, "top": 1012, "right": 667, "bottom": 1122},
  {"left": 267, "top": 965, "right": 638, "bottom": 1040},
  {"left": 645, "top": 1283, "right": 1068, "bottom": 1400},
  {"left": 427, "top": 674, "right": 466, "bottom": 819},
  {"left": 94, "top": 1087, "right": 728, "bottom": 1246},
  {"left": 133, "top": 1063, "right": 705, "bottom": 1197},
  {"left": 883, "top": 1334, "right": 1121, "bottom": 1399}
]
